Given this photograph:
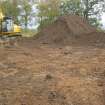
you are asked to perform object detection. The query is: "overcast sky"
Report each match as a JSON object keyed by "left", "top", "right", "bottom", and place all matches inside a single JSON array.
[{"left": 102, "top": 13, "right": 105, "bottom": 28}]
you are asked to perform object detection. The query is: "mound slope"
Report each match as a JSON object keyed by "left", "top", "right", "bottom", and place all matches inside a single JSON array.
[{"left": 35, "top": 15, "right": 105, "bottom": 47}]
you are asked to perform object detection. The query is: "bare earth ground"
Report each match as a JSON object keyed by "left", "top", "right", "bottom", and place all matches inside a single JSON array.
[{"left": 0, "top": 43, "right": 104, "bottom": 105}]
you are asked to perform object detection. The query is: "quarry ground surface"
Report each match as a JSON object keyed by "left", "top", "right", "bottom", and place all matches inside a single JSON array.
[{"left": 0, "top": 43, "right": 104, "bottom": 105}]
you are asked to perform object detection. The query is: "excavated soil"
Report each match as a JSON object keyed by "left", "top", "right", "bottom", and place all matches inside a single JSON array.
[
  {"left": 34, "top": 15, "right": 105, "bottom": 47},
  {"left": 0, "top": 15, "right": 105, "bottom": 105}
]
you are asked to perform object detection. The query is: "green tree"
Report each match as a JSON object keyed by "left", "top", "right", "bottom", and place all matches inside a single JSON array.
[
  {"left": 1, "top": 0, "right": 20, "bottom": 24},
  {"left": 37, "top": 0, "right": 61, "bottom": 29},
  {"left": 60, "top": 0, "right": 82, "bottom": 16},
  {"left": 82, "top": 0, "right": 105, "bottom": 26},
  {"left": 60, "top": 0, "right": 105, "bottom": 27},
  {"left": 19, "top": 0, "right": 32, "bottom": 29}
]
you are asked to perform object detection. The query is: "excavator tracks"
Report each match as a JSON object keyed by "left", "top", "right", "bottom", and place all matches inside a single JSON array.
[{"left": 0, "top": 35, "right": 21, "bottom": 47}]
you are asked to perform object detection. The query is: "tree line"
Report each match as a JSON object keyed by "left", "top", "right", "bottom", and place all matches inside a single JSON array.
[{"left": 0, "top": 0, "right": 105, "bottom": 30}]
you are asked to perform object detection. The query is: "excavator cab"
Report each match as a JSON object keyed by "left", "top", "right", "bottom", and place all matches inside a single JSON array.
[
  {"left": 0, "top": 16, "right": 21, "bottom": 36},
  {"left": 1, "top": 17, "right": 13, "bottom": 32}
]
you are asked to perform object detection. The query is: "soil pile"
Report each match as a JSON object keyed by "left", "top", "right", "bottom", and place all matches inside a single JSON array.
[{"left": 35, "top": 15, "right": 105, "bottom": 47}]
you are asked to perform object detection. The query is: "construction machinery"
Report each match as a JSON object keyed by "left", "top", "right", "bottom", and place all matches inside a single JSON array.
[{"left": 0, "top": 9, "right": 21, "bottom": 45}]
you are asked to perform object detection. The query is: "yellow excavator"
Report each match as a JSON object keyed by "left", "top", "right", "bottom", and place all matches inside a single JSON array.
[{"left": 0, "top": 9, "right": 21, "bottom": 45}]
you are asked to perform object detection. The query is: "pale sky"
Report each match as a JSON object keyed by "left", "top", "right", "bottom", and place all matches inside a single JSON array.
[{"left": 101, "top": 13, "right": 105, "bottom": 29}]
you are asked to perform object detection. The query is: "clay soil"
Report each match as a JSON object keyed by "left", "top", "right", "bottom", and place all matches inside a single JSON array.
[{"left": 0, "top": 15, "right": 105, "bottom": 105}]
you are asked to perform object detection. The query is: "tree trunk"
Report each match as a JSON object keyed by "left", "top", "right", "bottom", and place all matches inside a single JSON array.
[
  {"left": 25, "top": 16, "right": 28, "bottom": 30},
  {"left": 84, "top": 0, "right": 89, "bottom": 21}
]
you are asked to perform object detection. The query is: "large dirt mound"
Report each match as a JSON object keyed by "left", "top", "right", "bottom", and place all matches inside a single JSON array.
[
  {"left": 35, "top": 15, "right": 105, "bottom": 47},
  {"left": 57, "top": 15, "right": 96, "bottom": 35}
]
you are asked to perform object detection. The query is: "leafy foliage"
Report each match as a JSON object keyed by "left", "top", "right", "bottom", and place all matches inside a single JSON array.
[
  {"left": 1, "top": 0, "right": 20, "bottom": 24},
  {"left": 37, "top": 0, "right": 60, "bottom": 29},
  {"left": 60, "top": 0, "right": 105, "bottom": 27},
  {"left": 60, "top": 0, "right": 82, "bottom": 16},
  {"left": 18, "top": 0, "right": 32, "bottom": 29},
  {"left": 82, "top": 0, "right": 105, "bottom": 26}
]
